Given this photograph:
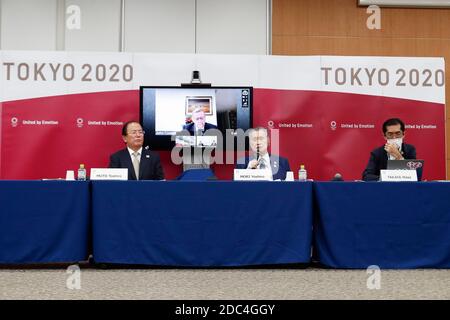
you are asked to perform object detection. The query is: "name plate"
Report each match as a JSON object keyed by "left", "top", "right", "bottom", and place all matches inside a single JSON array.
[
  {"left": 233, "top": 169, "right": 273, "bottom": 181},
  {"left": 380, "top": 169, "right": 417, "bottom": 182},
  {"left": 90, "top": 168, "right": 128, "bottom": 180}
]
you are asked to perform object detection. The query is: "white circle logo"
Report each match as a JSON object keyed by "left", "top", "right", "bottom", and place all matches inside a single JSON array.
[
  {"left": 11, "top": 117, "right": 18, "bottom": 127},
  {"left": 330, "top": 121, "right": 337, "bottom": 130},
  {"left": 76, "top": 118, "right": 84, "bottom": 128},
  {"left": 268, "top": 120, "right": 274, "bottom": 128}
]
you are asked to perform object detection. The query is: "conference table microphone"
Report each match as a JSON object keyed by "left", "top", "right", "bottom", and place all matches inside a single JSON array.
[{"left": 331, "top": 173, "right": 344, "bottom": 181}]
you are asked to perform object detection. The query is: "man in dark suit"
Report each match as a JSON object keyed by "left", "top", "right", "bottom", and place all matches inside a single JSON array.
[
  {"left": 235, "top": 127, "right": 291, "bottom": 180},
  {"left": 362, "top": 118, "right": 418, "bottom": 181},
  {"left": 182, "top": 107, "right": 218, "bottom": 135},
  {"left": 109, "top": 121, "right": 164, "bottom": 180}
]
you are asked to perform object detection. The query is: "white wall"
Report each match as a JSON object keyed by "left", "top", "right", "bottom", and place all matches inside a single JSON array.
[
  {"left": 0, "top": 0, "right": 270, "bottom": 54},
  {"left": 124, "top": 0, "right": 196, "bottom": 53},
  {"left": 197, "top": 0, "right": 268, "bottom": 54},
  {"left": 1, "top": 0, "right": 57, "bottom": 50},
  {"left": 65, "top": 0, "right": 121, "bottom": 51}
]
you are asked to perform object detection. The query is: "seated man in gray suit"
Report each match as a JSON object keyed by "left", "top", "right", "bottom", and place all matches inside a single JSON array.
[{"left": 109, "top": 121, "right": 164, "bottom": 180}]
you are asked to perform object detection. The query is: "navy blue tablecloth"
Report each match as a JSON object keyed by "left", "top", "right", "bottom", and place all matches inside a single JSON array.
[
  {"left": 314, "top": 182, "right": 450, "bottom": 269},
  {"left": 92, "top": 181, "right": 313, "bottom": 266},
  {"left": 0, "top": 181, "right": 90, "bottom": 263}
]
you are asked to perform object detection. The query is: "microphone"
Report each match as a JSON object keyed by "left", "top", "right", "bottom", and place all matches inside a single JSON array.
[
  {"left": 331, "top": 173, "right": 344, "bottom": 181},
  {"left": 254, "top": 145, "right": 261, "bottom": 169}
]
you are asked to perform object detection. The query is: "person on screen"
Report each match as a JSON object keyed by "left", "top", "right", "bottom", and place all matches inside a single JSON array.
[
  {"left": 362, "top": 118, "right": 417, "bottom": 181},
  {"left": 183, "top": 107, "right": 218, "bottom": 135},
  {"left": 235, "top": 127, "right": 291, "bottom": 180},
  {"left": 109, "top": 121, "right": 164, "bottom": 180}
]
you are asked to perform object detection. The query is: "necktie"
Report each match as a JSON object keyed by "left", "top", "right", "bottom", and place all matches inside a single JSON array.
[
  {"left": 132, "top": 152, "right": 140, "bottom": 180},
  {"left": 259, "top": 158, "right": 266, "bottom": 169}
]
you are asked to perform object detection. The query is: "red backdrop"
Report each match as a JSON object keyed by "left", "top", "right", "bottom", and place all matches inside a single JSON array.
[{"left": 1, "top": 88, "right": 445, "bottom": 181}]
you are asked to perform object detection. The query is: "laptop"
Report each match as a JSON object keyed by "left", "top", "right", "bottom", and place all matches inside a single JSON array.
[
  {"left": 387, "top": 159, "right": 424, "bottom": 170},
  {"left": 387, "top": 159, "right": 424, "bottom": 181}
]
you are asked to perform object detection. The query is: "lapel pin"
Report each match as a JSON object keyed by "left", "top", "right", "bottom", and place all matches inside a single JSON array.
[{"left": 146, "top": 155, "right": 150, "bottom": 158}]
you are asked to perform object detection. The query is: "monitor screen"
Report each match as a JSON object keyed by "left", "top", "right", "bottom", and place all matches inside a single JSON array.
[{"left": 140, "top": 86, "right": 253, "bottom": 150}]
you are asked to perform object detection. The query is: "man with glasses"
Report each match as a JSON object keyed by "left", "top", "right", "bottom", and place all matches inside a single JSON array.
[
  {"left": 362, "top": 118, "right": 416, "bottom": 181},
  {"left": 109, "top": 121, "right": 164, "bottom": 180}
]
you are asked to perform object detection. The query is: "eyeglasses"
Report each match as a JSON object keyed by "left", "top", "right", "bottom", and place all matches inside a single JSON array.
[
  {"left": 385, "top": 131, "right": 403, "bottom": 138},
  {"left": 128, "top": 130, "right": 145, "bottom": 136}
]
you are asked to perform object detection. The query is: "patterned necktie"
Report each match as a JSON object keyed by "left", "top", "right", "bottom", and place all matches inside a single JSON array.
[
  {"left": 132, "top": 151, "right": 140, "bottom": 180},
  {"left": 259, "top": 158, "right": 266, "bottom": 169}
]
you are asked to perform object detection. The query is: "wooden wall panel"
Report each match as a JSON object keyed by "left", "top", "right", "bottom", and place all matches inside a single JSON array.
[{"left": 273, "top": 0, "right": 450, "bottom": 179}]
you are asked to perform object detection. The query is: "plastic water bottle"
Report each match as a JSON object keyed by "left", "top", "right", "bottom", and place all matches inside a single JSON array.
[
  {"left": 77, "top": 164, "right": 86, "bottom": 181},
  {"left": 298, "top": 164, "right": 307, "bottom": 182}
]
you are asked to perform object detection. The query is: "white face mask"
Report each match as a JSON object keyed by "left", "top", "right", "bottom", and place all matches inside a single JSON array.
[{"left": 387, "top": 138, "right": 403, "bottom": 149}]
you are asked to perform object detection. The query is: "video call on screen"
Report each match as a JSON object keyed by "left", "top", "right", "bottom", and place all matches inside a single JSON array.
[{"left": 140, "top": 86, "right": 252, "bottom": 150}]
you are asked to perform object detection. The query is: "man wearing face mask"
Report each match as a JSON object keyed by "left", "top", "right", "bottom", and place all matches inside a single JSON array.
[{"left": 362, "top": 118, "right": 417, "bottom": 181}]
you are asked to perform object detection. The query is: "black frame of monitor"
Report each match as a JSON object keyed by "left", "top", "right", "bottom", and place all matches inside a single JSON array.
[{"left": 139, "top": 85, "right": 253, "bottom": 151}]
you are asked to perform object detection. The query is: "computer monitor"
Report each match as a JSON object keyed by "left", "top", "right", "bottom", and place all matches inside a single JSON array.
[{"left": 140, "top": 86, "right": 253, "bottom": 150}]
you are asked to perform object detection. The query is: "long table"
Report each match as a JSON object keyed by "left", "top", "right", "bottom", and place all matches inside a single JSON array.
[
  {"left": 91, "top": 181, "right": 314, "bottom": 266},
  {"left": 2, "top": 180, "right": 449, "bottom": 268},
  {"left": 0, "top": 181, "right": 90, "bottom": 263},
  {"left": 314, "top": 182, "right": 450, "bottom": 269}
]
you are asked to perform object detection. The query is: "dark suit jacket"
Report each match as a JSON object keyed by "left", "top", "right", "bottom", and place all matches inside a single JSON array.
[
  {"left": 182, "top": 122, "right": 218, "bottom": 135},
  {"left": 109, "top": 147, "right": 164, "bottom": 180},
  {"left": 362, "top": 143, "right": 418, "bottom": 181},
  {"left": 235, "top": 154, "right": 291, "bottom": 180}
]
